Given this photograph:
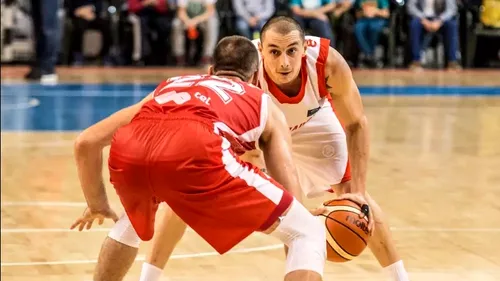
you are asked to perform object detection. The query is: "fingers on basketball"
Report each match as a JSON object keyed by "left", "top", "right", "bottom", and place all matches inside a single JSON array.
[{"left": 319, "top": 199, "right": 371, "bottom": 263}]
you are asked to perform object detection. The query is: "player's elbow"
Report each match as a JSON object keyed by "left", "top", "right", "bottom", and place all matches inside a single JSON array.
[
  {"left": 344, "top": 115, "right": 368, "bottom": 135},
  {"left": 74, "top": 131, "right": 97, "bottom": 154}
]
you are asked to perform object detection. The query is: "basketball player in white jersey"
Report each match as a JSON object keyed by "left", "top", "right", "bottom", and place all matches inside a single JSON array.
[{"left": 245, "top": 16, "right": 410, "bottom": 281}]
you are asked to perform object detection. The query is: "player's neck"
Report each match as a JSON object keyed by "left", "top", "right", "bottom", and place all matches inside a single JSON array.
[
  {"left": 276, "top": 76, "right": 302, "bottom": 98},
  {"left": 214, "top": 71, "right": 245, "bottom": 82}
]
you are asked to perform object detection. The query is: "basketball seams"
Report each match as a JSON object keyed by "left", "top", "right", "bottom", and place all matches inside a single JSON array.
[
  {"left": 321, "top": 199, "right": 371, "bottom": 263},
  {"left": 328, "top": 216, "right": 368, "bottom": 245},
  {"left": 324, "top": 205, "right": 369, "bottom": 223},
  {"left": 326, "top": 241, "right": 349, "bottom": 262},
  {"left": 324, "top": 220, "right": 357, "bottom": 259}
]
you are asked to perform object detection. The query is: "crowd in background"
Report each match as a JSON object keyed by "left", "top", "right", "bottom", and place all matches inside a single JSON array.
[{"left": 1, "top": 0, "right": 499, "bottom": 82}]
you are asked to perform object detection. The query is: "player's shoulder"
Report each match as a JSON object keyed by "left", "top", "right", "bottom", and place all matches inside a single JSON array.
[
  {"left": 323, "top": 45, "right": 351, "bottom": 78},
  {"left": 302, "top": 36, "right": 332, "bottom": 69}
]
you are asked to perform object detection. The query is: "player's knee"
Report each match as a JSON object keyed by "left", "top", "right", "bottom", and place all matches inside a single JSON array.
[
  {"left": 270, "top": 200, "right": 326, "bottom": 276},
  {"left": 364, "top": 192, "right": 386, "bottom": 224},
  {"left": 108, "top": 213, "right": 142, "bottom": 248}
]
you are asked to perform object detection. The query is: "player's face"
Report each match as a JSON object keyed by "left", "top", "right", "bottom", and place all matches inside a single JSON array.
[{"left": 259, "top": 30, "right": 306, "bottom": 86}]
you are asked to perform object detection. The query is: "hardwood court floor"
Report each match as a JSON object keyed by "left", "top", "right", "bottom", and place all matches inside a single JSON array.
[{"left": 1, "top": 66, "right": 500, "bottom": 281}]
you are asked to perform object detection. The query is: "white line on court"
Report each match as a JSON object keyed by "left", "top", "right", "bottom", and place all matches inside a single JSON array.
[
  {"left": 0, "top": 98, "right": 40, "bottom": 110},
  {"left": 0, "top": 244, "right": 284, "bottom": 267}
]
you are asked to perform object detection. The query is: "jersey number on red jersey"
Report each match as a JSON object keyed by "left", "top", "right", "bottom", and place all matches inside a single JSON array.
[{"left": 155, "top": 75, "right": 246, "bottom": 105}]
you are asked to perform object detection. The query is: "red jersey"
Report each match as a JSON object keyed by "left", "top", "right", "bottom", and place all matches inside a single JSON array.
[{"left": 138, "top": 74, "right": 269, "bottom": 154}]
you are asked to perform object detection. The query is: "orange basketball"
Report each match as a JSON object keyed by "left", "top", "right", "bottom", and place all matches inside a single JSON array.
[{"left": 320, "top": 199, "right": 371, "bottom": 262}]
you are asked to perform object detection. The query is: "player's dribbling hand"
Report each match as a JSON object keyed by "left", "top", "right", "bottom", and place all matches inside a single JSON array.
[
  {"left": 335, "top": 193, "right": 375, "bottom": 235},
  {"left": 70, "top": 207, "right": 119, "bottom": 231}
]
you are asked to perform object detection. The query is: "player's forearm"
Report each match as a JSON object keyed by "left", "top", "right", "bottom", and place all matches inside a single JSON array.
[
  {"left": 261, "top": 139, "right": 303, "bottom": 202},
  {"left": 345, "top": 116, "right": 370, "bottom": 194},
  {"left": 72, "top": 105, "right": 139, "bottom": 209},
  {"left": 74, "top": 142, "right": 110, "bottom": 211}
]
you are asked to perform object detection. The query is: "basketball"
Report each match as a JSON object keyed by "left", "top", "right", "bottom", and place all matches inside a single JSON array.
[{"left": 320, "top": 199, "right": 371, "bottom": 262}]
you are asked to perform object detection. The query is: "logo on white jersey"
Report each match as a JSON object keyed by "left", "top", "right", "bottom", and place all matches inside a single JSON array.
[{"left": 322, "top": 144, "right": 336, "bottom": 158}]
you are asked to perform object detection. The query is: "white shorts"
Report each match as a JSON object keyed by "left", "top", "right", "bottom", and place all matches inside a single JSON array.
[{"left": 291, "top": 101, "right": 350, "bottom": 198}]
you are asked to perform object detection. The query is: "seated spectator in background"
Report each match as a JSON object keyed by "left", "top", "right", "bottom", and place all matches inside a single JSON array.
[
  {"left": 172, "top": 0, "right": 219, "bottom": 66},
  {"left": 353, "top": 0, "right": 389, "bottom": 67},
  {"left": 289, "top": 0, "right": 335, "bottom": 46},
  {"left": 69, "top": 0, "right": 113, "bottom": 66},
  {"left": 407, "top": 0, "right": 460, "bottom": 70},
  {"left": 232, "top": 0, "right": 275, "bottom": 39},
  {"left": 128, "top": 0, "right": 172, "bottom": 65}
]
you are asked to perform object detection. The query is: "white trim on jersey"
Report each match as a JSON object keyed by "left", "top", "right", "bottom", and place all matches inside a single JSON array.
[
  {"left": 218, "top": 130, "right": 283, "bottom": 205},
  {"left": 213, "top": 93, "right": 269, "bottom": 144},
  {"left": 304, "top": 37, "right": 322, "bottom": 101}
]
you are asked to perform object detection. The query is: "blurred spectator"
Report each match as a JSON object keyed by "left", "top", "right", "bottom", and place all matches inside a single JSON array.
[
  {"left": 407, "top": 0, "right": 460, "bottom": 70},
  {"left": 290, "top": 0, "right": 335, "bottom": 46},
  {"left": 353, "top": 0, "right": 389, "bottom": 67},
  {"left": 128, "top": 0, "right": 172, "bottom": 65},
  {"left": 330, "top": 0, "right": 354, "bottom": 60},
  {"left": 172, "top": 0, "right": 219, "bottom": 66},
  {"left": 25, "top": 0, "right": 60, "bottom": 83},
  {"left": 69, "top": 0, "right": 113, "bottom": 66},
  {"left": 232, "top": 0, "right": 275, "bottom": 39}
]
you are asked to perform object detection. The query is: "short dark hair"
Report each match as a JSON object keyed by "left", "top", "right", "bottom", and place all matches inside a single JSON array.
[
  {"left": 213, "top": 35, "right": 259, "bottom": 81},
  {"left": 261, "top": 16, "right": 305, "bottom": 42}
]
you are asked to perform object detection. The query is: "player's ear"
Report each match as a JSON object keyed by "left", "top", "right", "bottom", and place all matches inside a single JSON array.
[
  {"left": 208, "top": 65, "right": 214, "bottom": 75},
  {"left": 258, "top": 42, "right": 263, "bottom": 53},
  {"left": 302, "top": 40, "right": 307, "bottom": 57},
  {"left": 250, "top": 71, "right": 259, "bottom": 86}
]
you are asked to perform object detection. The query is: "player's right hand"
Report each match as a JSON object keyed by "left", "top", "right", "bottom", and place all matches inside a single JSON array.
[
  {"left": 335, "top": 193, "right": 375, "bottom": 235},
  {"left": 70, "top": 206, "right": 119, "bottom": 231}
]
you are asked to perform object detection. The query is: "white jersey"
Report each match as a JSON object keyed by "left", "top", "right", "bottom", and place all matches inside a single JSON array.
[
  {"left": 252, "top": 35, "right": 333, "bottom": 130},
  {"left": 252, "top": 36, "right": 350, "bottom": 198}
]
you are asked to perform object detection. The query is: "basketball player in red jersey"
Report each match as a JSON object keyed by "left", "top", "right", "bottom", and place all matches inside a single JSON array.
[
  {"left": 71, "top": 36, "right": 328, "bottom": 281},
  {"left": 132, "top": 16, "right": 410, "bottom": 281}
]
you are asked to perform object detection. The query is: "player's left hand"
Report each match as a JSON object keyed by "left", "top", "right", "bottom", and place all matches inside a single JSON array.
[
  {"left": 70, "top": 206, "right": 119, "bottom": 231},
  {"left": 336, "top": 192, "right": 375, "bottom": 235}
]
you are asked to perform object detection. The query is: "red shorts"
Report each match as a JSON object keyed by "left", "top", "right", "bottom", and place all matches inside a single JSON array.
[{"left": 108, "top": 114, "right": 293, "bottom": 254}]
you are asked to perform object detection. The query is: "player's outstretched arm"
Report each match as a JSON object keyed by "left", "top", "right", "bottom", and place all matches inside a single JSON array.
[
  {"left": 259, "top": 96, "right": 303, "bottom": 202},
  {"left": 73, "top": 93, "right": 153, "bottom": 216},
  {"left": 324, "top": 48, "right": 370, "bottom": 195},
  {"left": 324, "top": 48, "right": 374, "bottom": 230}
]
